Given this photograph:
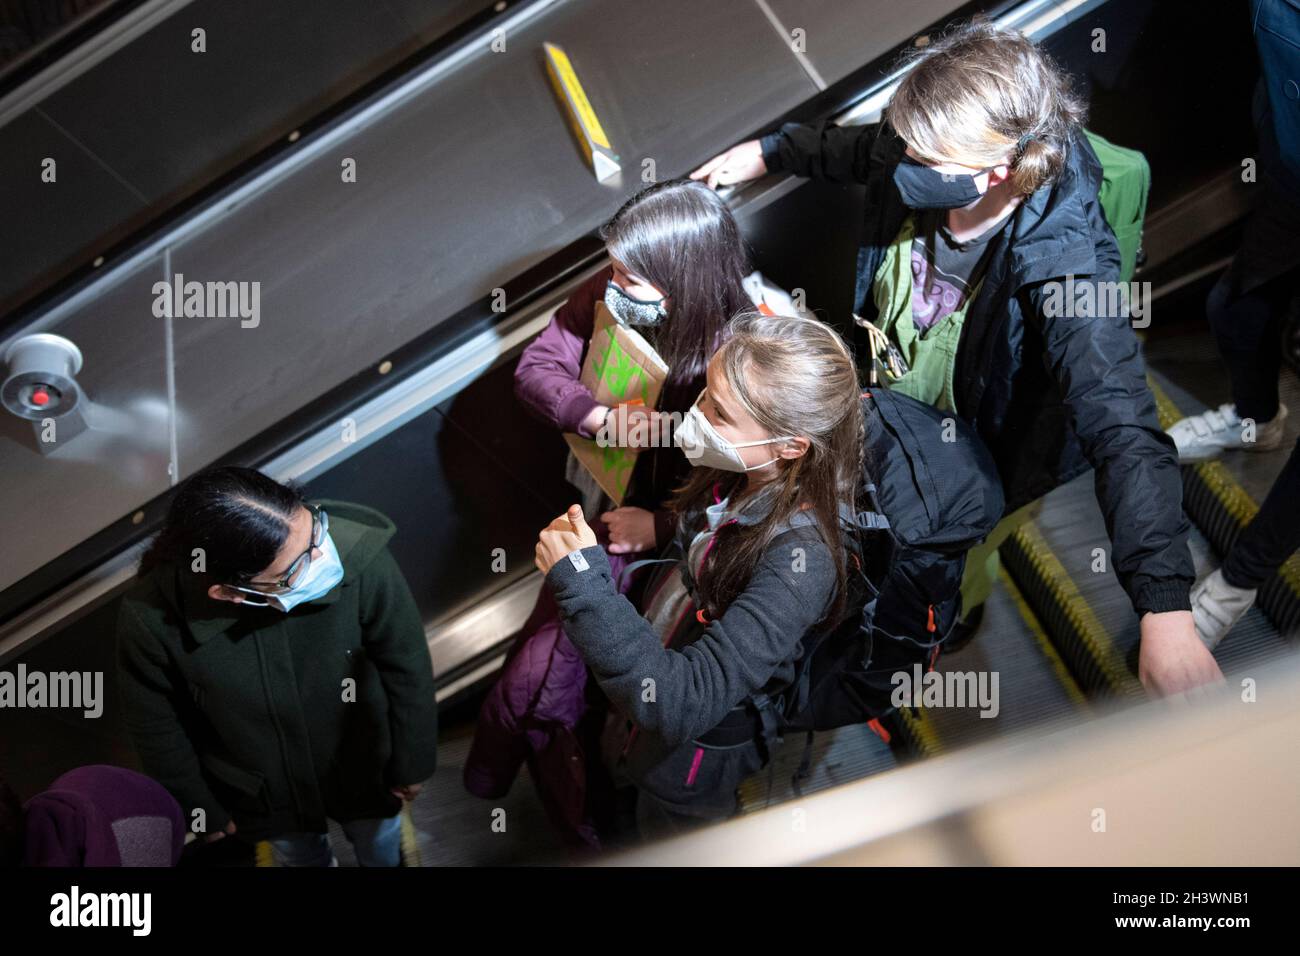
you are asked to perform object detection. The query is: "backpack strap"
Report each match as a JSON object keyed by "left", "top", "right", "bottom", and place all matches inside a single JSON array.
[
  {"left": 853, "top": 510, "right": 891, "bottom": 531},
  {"left": 612, "top": 521, "right": 694, "bottom": 591},
  {"left": 613, "top": 555, "right": 678, "bottom": 592},
  {"left": 847, "top": 480, "right": 891, "bottom": 533},
  {"left": 753, "top": 692, "right": 782, "bottom": 760},
  {"left": 791, "top": 730, "right": 817, "bottom": 798},
  {"left": 696, "top": 693, "right": 781, "bottom": 752}
]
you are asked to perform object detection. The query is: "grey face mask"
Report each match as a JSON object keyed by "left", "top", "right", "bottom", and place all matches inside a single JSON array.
[{"left": 604, "top": 280, "right": 667, "bottom": 327}]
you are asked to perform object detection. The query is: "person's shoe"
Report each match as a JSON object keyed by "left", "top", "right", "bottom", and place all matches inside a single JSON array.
[
  {"left": 1189, "top": 567, "right": 1257, "bottom": 651},
  {"left": 1167, "top": 402, "right": 1288, "bottom": 463},
  {"left": 942, "top": 602, "right": 985, "bottom": 653}
]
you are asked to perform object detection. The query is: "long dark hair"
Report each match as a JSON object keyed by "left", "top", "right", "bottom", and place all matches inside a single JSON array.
[
  {"left": 140, "top": 465, "right": 304, "bottom": 584},
  {"left": 670, "top": 314, "right": 865, "bottom": 625},
  {"left": 599, "top": 178, "right": 753, "bottom": 413}
]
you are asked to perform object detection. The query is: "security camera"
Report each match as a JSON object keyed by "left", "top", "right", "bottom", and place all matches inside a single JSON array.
[{"left": 2, "top": 333, "right": 91, "bottom": 453}]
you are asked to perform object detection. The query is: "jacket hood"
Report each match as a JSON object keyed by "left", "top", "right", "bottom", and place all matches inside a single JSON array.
[
  {"left": 316, "top": 498, "right": 397, "bottom": 573},
  {"left": 146, "top": 498, "right": 398, "bottom": 642},
  {"left": 1001, "top": 127, "right": 1109, "bottom": 284}
]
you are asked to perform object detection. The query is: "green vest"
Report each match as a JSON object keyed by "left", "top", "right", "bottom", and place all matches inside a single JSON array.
[{"left": 869, "top": 214, "right": 982, "bottom": 415}]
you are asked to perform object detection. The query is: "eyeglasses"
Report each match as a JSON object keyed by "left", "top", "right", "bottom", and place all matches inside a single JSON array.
[
  {"left": 227, "top": 505, "right": 328, "bottom": 605},
  {"left": 900, "top": 153, "right": 996, "bottom": 177}
]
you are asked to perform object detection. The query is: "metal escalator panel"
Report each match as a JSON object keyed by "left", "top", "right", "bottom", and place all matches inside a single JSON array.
[
  {"left": 0, "top": 0, "right": 500, "bottom": 316},
  {"left": 0, "top": 0, "right": 829, "bottom": 609},
  {"left": 298, "top": 357, "right": 575, "bottom": 695},
  {"left": 159, "top": 0, "right": 818, "bottom": 486},
  {"left": 0, "top": 254, "right": 172, "bottom": 608}
]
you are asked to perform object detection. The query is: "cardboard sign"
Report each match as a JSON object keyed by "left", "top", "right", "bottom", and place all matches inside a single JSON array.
[{"left": 564, "top": 301, "right": 669, "bottom": 505}]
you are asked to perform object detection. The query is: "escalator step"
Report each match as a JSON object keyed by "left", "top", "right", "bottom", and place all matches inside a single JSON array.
[
  {"left": 1148, "top": 375, "right": 1300, "bottom": 639},
  {"left": 1002, "top": 512, "right": 1144, "bottom": 699},
  {"left": 1001, "top": 372, "right": 1297, "bottom": 704},
  {"left": 905, "top": 571, "right": 1089, "bottom": 752}
]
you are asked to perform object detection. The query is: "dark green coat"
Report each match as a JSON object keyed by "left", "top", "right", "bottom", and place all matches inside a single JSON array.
[{"left": 115, "top": 500, "right": 438, "bottom": 841}]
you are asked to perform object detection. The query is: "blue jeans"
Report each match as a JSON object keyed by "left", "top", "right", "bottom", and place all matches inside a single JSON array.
[{"left": 269, "top": 813, "right": 402, "bottom": 867}]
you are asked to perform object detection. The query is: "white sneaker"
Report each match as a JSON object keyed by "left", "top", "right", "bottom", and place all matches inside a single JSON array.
[
  {"left": 1168, "top": 403, "right": 1288, "bottom": 463},
  {"left": 1189, "top": 567, "right": 1257, "bottom": 650}
]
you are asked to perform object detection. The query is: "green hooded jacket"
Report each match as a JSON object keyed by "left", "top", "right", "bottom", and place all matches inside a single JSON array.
[{"left": 115, "top": 500, "right": 438, "bottom": 841}]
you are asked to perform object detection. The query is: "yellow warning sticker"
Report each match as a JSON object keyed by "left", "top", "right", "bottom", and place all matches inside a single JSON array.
[{"left": 544, "top": 42, "right": 611, "bottom": 150}]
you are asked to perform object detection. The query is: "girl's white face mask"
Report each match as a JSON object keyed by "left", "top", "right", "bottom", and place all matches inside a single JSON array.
[{"left": 673, "top": 396, "right": 794, "bottom": 472}]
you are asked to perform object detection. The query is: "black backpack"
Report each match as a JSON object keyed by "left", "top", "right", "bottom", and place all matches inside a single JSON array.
[{"left": 701, "top": 388, "right": 1005, "bottom": 783}]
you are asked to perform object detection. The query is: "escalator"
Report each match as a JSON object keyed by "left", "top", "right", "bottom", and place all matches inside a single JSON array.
[{"left": 1, "top": 0, "right": 1296, "bottom": 867}]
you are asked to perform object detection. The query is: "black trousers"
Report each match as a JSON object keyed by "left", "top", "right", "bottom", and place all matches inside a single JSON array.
[
  {"left": 1202, "top": 174, "right": 1300, "bottom": 592},
  {"left": 1222, "top": 433, "right": 1300, "bottom": 590},
  {"left": 1205, "top": 267, "right": 1296, "bottom": 423},
  {"left": 1206, "top": 236, "right": 1300, "bottom": 588}
]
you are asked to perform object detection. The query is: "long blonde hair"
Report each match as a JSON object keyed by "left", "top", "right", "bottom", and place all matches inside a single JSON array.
[
  {"left": 670, "top": 313, "right": 864, "bottom": 625},
  {"left": 886, "top": 19, "right": 1086, "bottom": 196}
]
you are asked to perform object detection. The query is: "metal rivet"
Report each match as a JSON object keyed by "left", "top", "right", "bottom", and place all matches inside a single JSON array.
[
  {"left": 378, "top": 360, "right": 393, "bottom": 375},
  {"left": 131, "top": 511, "right": 145, "bottom": 524},
  {"left": 288, "top": 130, "right": 301, "bottom": 142},
  {"left": 92, "top": 256, "right": 104, "bottom": 267}
]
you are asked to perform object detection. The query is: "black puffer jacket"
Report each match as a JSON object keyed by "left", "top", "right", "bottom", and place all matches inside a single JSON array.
[{"left": 760, "top": 121, "right": 1194, "bottom": 616}]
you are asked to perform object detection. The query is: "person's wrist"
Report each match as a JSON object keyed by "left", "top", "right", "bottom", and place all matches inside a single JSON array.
[
  {"left": 594, "top": 406, "right": 617, "bottom": 445},
  {"left": 547, "top": 542, "right": 598, "bottom": 582},
  {"left": 578, "top": 403, "right": 610, "bottom": 439}
]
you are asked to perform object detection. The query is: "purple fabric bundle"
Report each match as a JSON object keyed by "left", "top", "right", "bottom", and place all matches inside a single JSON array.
[{"left": 23, "top": 765, "right": 185, "bottom": 867}]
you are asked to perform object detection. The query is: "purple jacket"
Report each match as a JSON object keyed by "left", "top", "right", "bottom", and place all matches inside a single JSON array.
[
  {"left": 514, "top": 267, "right": 612, "bottom": 439},
  {"left": 23, "top": 765, "right": 186, "bottom": 867},
  {"left": 464, "top": 268, "right": 712, "bottom": 848},
  {"left": 514, "top": 266, "right": 698, "bottom": 548}
]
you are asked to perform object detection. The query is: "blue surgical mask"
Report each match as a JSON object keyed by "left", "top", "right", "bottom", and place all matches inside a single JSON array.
[
  {"left": 892, "top": 155, "right": 988, "bottom": 209},
  {"left": 604, "top": 280, "right": 667, "bottom": 327},
  {"left": 264, "top": 532, "right": 344, "bottom": 612}
]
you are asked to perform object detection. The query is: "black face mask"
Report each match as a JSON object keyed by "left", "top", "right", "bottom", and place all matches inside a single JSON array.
[{"left": 892, "top": 155, "right": 988, "bottom": 209}]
